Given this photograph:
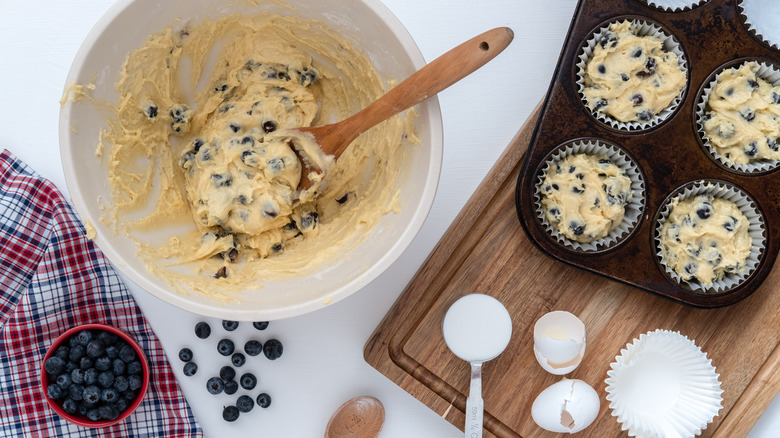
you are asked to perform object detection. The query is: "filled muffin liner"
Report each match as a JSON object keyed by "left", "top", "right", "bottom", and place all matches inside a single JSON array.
[
  {"left": 534, "top": 139, "right": 645, "bottom": 252},
  {"left": 640, "top": 0, "right": 710, "bottom": 12},
  {"left": 738, "top": 0, "right": 780, "bottom": 51},
  {"left": 605, "top": 329, "right": 723, "bottom": 438},
  {"left": 696, "top": 60, "right": 780, "bottom": 173},
  {"left": 654, "top": 180, "right": 766, "bottom": 293},
  {"left": 576, "top": 19, "right": 688, "bottom": 132}
]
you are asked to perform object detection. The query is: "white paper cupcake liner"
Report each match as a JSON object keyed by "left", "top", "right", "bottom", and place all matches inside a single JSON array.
[
  {"left": 696, "top": 60, "right": 780, "bottom": 174},
  {"left": 605, "top": 329, "right": 723, "bottom": 438},
  {"left": 738, "top": 0, "right": 780, "bottom": 51},
  {"left": 576, "top": 19, "right": 689, "bottom": 132},
  {"left": 534, "top": 139, "right": 645, "bottom": 252},
  {"left": 654, "top": 180, "right": 766, "bottom": 293},
  {"left": 640, "top": 0, "right": 710, "bottom": 12}
]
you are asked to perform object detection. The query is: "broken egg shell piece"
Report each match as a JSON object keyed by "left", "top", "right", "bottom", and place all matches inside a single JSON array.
[
  {"left": 533, "top": 311, "right": 586, "bottom": 375},
  {"left": 531, "top": 378, "right": 600, "bottom": 434}
]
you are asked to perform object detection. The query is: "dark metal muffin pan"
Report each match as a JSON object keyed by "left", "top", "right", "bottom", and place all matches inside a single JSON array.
[{"left": 515, "top": 0, "right": 780, "bottom": 308}]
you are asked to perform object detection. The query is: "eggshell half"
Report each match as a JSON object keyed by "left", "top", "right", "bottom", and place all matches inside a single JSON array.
[
  {"left": 531, "top": 379, "right": 600, "bottom": 434},
  {"left": 533, "top": 311, "right": 586, "bottom": 375}
]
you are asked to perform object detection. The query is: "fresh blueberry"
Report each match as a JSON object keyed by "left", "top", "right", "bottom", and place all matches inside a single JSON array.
[
  {"left": 105, "top": 345, "right": 119, "bottom": 359},
  {"left": 86, "top": 339, "right": 106, "bottom": 359},
  {"left": 101, "top": 388, "right": 118, "bottom": 403},
  {"left": 112, "top": 359, "right": 126, "bottom": 376},
  {"left": 68, "top": 345, "right": 85, "bottom": 362},
  {"left": 76, "top": 330, "right": 93, "bottom": 346},
  {"left": 98, "top": 371, "right": 115, "bottom": 388},
  {"left": 256, "top": 392, "right": 272, "bottom": 408},
  {"left": 231, "top": 353, "right": 246, "bottom": 368},
  {"left": 206, "top": 377, "right": 225, "bottom": 395},
  {"left": 115, "top": 397, "right": 129, "bottom": 413},
  {"left": 245, "top": 340, "right": 263, "bottom": 357},
  {"left": 86, "top": 408, "right": 101, "bottom": 422},
  {"left": 240, "top": 373, "right": 257, "bottom": 390},
  {"left": 262, "top": 120, "right": 277, "bottom": 133},
  {"left": 128, "top": 375, "right": 143, "bottom": 391},
  {"left": 252, "top": 321, "right": 269, "bottom": 331},
  {"left": 178, "top": 348, "right": 193, "bottom": 362},
  {"left": 71, "top": 368, "right": 85, "bottom": 385},
  {"left": 183, "top": 362, "right": 198, "bottom": 377},
  {"left": 62, "top": 398, "right": 77, "bottom": 415},
  {"left": 224, "top": 380, "right": 238, "bottom": 395},
  {"left": 222, "top": 320, "right": 239, "bottom": 331},
  {"left": 123, "top": 389, "right": 137, "bottom": 401},
  {"left": 114, "top": 375, "right": 129, "bottom": 392},
  {"left": 80, "top": 357, "right": 93, "bottom": 370},
  {"left": 44, "top": 356, "right": 66, "bottom": 375},
  {"left": 65, "top": 362, "right": 78, "bottom": 373},
  {"left": 84, "top": 368, "right": 98, "bottom": 385},
  {"left": 119, "top": 345, "right": 137, "bottom": 363},
  {"left": 97, "top": 331, "right": 119, "bottom": 346},
  {"left": 55, "top": 373, "right": 71, "bottom": 389},
  {"left": 220, "top": 365, "right": 236, "bottom": 381},
  {"left": 70, "top": 384, "right": 86, "bottom": 402},
  {"left": 223, "top": 405, "right": 240, "bottom": 422},
  {"left": 95, "top": 356, "right": 111, "bottom": 371},
  {"left": 77, "top": 402, "right": 88, "bottom": 417},
  {"left": 217, "top": 339, "right": 235, "bottom": 356},
  {"left": 236, "top": 395, "right": 254, "bottom": 413},
  {"left": 47, "top": 384, "right": 64, "bottom": 400},
  {"left": 263, "top": 339, "right": 283, "bottom": 360},
  {"left": 127, "top": 360, "right": 142, "bottom": 376},
  {"left": 53, "top": 345, "right": 70, "bottom": 361},
  {"left": 99, "top": 404, "right": 120, "bottom": 421}
]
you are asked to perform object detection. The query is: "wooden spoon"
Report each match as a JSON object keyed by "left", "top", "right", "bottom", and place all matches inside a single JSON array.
[
  {"left": 295, "top": 27, "right": 514, "bottom": 191},
  {"left": 324, "top": 396, "right": 385, "bottom": 438}
]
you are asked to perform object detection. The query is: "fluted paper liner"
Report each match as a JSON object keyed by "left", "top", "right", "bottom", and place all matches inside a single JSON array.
[
  {"left": 605, "top": 329, "right": 723, "bottom": 438},
  {"left": 534, "top": 139, "right": 645, "bottom": 252},
  {"left": 654, "top": 181, "right": 766, "bottom": 293},
  {"left": 641, "top": 0, "right": 709, "bottom": 12},
  {"left": 696, "top": 60, "right": 780, "bottom": 173},
  {"left": 576, "top": 19, "right": 688, "bottom": 132},
  {"left": 738, "top": 0, "right": 780, "bottom": 51}
]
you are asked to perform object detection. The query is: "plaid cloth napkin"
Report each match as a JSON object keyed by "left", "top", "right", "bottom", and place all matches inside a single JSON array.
[{"left": 0, "top": 150, "right": 203, "bottom": 437}]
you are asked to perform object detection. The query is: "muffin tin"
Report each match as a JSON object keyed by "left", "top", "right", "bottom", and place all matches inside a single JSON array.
[{"left": 515, "top": 0, "right": 780, "bottom": 307}]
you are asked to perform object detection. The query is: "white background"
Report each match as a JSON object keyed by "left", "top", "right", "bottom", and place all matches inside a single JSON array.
[{"left": 1, "top": 0, "right": 779, "bottom": 436}]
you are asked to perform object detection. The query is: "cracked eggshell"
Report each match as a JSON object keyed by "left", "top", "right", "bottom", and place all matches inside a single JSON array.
[
  {"left": 532, "top": 379, "right": 600, "bottom": 434},
  {"left": 533, "top": 311, "right": 586, "bottom": 375}
]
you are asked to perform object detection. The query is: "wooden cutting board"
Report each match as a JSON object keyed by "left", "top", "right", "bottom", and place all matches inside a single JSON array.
[{"left": 364, "top": 103, "right": 780, "bottom": 437}]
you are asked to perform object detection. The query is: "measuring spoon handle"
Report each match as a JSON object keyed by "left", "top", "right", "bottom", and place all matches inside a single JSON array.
[{"left": 465, "top": 362, "right": 484, "bottom": 438}]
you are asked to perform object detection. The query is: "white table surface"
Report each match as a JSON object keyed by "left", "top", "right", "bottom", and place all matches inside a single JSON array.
[{"left": 2, "top": 0, "right": 779, "bottom": 436}]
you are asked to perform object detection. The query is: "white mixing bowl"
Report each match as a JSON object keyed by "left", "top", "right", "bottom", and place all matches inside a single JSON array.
[{"left": 59, "top": 0, "right": 442, "bottom": 320}]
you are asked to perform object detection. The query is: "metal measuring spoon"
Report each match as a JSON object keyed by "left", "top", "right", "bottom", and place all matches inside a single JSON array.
[{"left": 443, "top": 294, "right": 512, "bottom": 438}]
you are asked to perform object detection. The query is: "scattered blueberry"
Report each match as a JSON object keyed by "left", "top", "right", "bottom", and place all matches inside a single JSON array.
[
  {"left": 206, "top": 377, "right": 225, "bottom": 395},
  {"left": 231, "top": 353, "right": 246, "bottom": 368},
  {"left": 220, "top": 365, "right": 236, "bottom": 382},
  {"left": 183, "top": 362, "right": 198, "bottom": 377},
  {"left": 223, "top": 405, "right": 240, "bottom": 422},
  {"left": 256, "top": 393, "right": 272, "bottom": 408},
  {"left": 222, "top": 320, "right": 239, "bottom": 331},
  {"left": 224, "top": 380, "right": 239, "bottom": 395},
  {"left": 252, "top": 321, "right": 269, "bottom": 331},
  {"left": 263, "top": 339, "right": 283, "bottom": 360},
  {"left": 179, "top": 348, "right": 193, "bottom": 362},
  {"left": 194, "top": 322, "right": 211, "bottom": 339},
  {"left": 217, "top": 339, "right": 235, "bottom": 356},
  {"left": 245, "top": 340, "right": 263, "bottom": 357},
  {"left": 240, "top": 373, "right": 257, "bottom": 390},
  {"left": 236, "top": 395, "right": 254, "bottom": 413}
]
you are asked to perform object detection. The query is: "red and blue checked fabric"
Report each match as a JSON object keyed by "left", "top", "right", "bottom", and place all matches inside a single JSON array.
[{"left": 0, "top": 150, "right": 203, "bottom": 437}]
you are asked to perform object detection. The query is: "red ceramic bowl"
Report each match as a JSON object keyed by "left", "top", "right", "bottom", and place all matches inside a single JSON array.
[{"left": 41, "top": 323, "right": 150, "bottom": 427}]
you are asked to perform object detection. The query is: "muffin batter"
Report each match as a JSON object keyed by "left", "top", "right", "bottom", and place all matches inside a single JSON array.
[
  {"left": 91, "top": 13, "right": 418, "bottom": 298},
  {"left": 660, "top": 194, "right": 751, "bottom": 286},
  {"left": 703, "top": 62, "right": 780, "bottom": 165},
  {"left": 583, "top": 21, "right": 686, "bottom": 123},
  {"left": 540, "top": 153, "right": 633, "bottom": 243}
]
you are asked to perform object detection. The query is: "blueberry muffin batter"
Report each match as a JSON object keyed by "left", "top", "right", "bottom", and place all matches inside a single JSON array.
[
  {"left": 540, "top": 153, "right": 633, "bottom": 243},
  {"left": 660, "top": 194, "right": 751, "bottom": 286},
  {"left": 702, "top": 62, "right": 780, "bottom": 165},
  {"left": 583, "top": 21, "right": 686, "bottom": 123},
  {"left": 91, "top": 13, "right": 417, "bottom": 297}
]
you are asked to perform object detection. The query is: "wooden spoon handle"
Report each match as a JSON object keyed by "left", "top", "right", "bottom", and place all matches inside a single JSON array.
[{"left": 328, "top": 27, "right": 514, "bottom": 157}]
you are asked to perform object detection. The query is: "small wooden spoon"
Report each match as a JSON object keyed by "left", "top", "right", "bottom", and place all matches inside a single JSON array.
[
  {"left": 324, "top": 396, "right": 385, "bottom": 438},
  {"left": 295, "top": 27, "right": 514, "bottom": 191}
]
